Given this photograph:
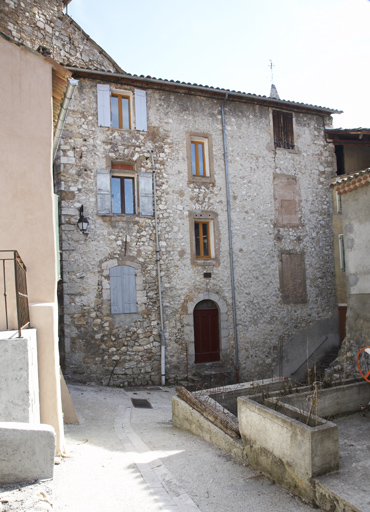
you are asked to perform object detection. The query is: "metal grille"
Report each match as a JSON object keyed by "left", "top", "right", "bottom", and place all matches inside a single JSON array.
[
  {"left": 0, "top": 250, "right": 30, "bottom": 337},
  {"left": 131, "top": 398, "right": 152, "bottom": 409}
]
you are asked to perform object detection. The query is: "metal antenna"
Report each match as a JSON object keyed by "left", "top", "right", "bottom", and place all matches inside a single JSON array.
[{"left": 269, "top": 60, "right": 274, "bottom": 83}]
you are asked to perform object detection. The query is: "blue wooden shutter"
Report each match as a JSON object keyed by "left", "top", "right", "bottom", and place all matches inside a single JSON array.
[
  {"left": 135, "top": 89, "right": 147, "bottom": 131},
  {"left": 97, "top": 84, "right": 111, "bottom": 127},
  {"left": 96, "top": 169, "right": 112, "bottom": 215},
  {"left": 139, "top": 173, "right": 153, "bottom": 217},
  {"left": 110, "top": 265, "right": 137, "bottom": 314}
]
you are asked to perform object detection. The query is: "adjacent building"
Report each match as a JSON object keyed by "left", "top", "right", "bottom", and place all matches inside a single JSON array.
[
  {"left": 331, "top": 169, "right": 370, "bottom": 349},
  {"left": 0, "top": 31, "right": 73, "bottom": 453}
]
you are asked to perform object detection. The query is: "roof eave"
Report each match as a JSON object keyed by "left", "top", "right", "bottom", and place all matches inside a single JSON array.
[{"left": 66, "top": 66, "right": 341, "bottom": 115}]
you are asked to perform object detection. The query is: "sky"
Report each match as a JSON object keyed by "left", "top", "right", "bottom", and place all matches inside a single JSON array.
[{"left": 67, "top": 0, "right": 370, "bottom": 128}]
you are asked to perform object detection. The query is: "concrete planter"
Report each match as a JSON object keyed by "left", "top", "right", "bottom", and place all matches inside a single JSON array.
[{"left": 238, "top": 395, "right": 339, "bottom": 501}]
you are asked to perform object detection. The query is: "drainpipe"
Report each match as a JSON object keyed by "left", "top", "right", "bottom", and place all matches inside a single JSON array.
[
  {"left": 221, "top": 94, "right": 240, "bottom": 383},
  {"left": 53, "top": 78, "right": 79, "bottom": 161},
  {"left": 151, "top": 151, "right": 166, "bottom": 385}
]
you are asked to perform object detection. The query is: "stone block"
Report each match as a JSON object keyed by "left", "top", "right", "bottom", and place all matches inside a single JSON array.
[
  {"left": 0, "top": 423, "right": 56, "bottom": 484},
  {"left": 0, "top": 332, "right": 40, "bottom": 423}
]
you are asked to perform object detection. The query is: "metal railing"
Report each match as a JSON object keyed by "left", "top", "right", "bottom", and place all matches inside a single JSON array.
[{"left": 0, "top": 250, "right": 30, "bottom": 337}]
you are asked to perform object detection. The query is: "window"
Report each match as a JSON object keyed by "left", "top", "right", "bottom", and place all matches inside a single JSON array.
[
  {"left": 186, "top": 133, "right": 214, "bottom": 183},
  {"left": 339, "top": 234, "right": 345, "bottom": 272},
  {"left": 191, "top": 141, "right": 205, "bottom": 176},
  {"left": 110, "top": 265, "right": 137, "bottom": 314},
  {"left": 111, "top": 93, "right": 131, "bottom": 129},
  {"left": 96, "top": 166, "right": 153, "bottom": 217},
  {"left": 273, "top": 110, "right": 294, "bottom": 149},
  {"left": 279, "top": 252, "right": 307, "bottom": 303},
  {"left": 189, "top": 211, "right": 219, "bottom": 265},
  {"left": 195, "top": 221, "right": 211, "bottom": 258},
  {"left": 112, "top": 176, "right": 135, "bottom": 214},
  {"left": 97, "top": 84, "right": 147, "bottom": 131},
  {"left": 336, "top": 192, "right": 342, "bottom": 214}
]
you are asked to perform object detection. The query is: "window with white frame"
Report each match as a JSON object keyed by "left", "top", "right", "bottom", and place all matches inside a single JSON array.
[
  {"left": 97, "top": 84, "right": 147, "bottom": 131},
  {"left": 336, "top": 192, "right": 342, "bottom": 214},
  {"left": 339, "top": 234, "right": 345, "bottom": 271}
]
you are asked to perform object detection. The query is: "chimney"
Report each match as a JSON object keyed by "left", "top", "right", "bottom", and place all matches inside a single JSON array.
[{"left": 270, "top": 84, "right": 280, "bottom": 100}]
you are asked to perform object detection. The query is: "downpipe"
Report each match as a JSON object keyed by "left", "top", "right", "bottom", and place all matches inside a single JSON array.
[
  {"left": 151, "top": 151, "right": 166, "bottom": 385},
  {"left": 221, "top": 94, "right": 240, "bottom": 383}
]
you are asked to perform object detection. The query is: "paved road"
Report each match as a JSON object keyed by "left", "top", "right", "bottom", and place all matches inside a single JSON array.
[{"left": 50, "top": 384, "right": 319, "bottom": 512}]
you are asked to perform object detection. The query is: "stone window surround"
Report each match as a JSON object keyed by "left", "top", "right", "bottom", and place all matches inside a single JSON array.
[
  {"left": 269, "top": 109, "right": 298, "bottom": 154},
  {"left": 96, "top": 158, "right": 153, "bottom": 218},
  {"left": 184, "top": 292, "right": 230, "bottom": 366},
  {"left": 188, "top": 211, "right": 220, "bottom": 267},
  {"left": 186, "top": 132, "right": 215, "bottom": 184}
]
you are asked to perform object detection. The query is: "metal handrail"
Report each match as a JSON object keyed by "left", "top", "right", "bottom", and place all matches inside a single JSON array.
[
  {"left": 291, "top": 336, "right": 329, "bottom": 376},
  {"left": 0, "top": 250, "right": 30, "bottom": 337}
]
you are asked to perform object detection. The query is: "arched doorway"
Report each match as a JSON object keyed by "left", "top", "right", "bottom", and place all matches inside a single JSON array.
[{"left": 193, "top": 300, "right": 220, "bottom": 363}]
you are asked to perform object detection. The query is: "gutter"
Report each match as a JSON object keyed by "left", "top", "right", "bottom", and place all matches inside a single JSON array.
[
  {"left": 65, "top": 67, "right": 341, "bottom": 116},
  {"left": 53, "top": 78, "right": 79, "bottom": 161},
  {"left": 221, "top": 94, "right": 240, "bottom": 383}
]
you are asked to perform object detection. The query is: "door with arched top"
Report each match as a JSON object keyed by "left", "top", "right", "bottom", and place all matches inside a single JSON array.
[{"left": 193, "top": 300, "right": 220, "bottom": 363}]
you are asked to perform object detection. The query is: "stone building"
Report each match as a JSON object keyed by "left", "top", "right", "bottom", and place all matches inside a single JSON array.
[
  {"left": 1, "top": 0, "right": 342, "bottom": 387},
  {"left": 56, "top": 69, "right": 341, "bottom": 386}
]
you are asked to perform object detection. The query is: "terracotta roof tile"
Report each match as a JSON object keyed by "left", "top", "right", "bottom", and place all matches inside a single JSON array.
[{"left": 331, "top": 168, "right": 370, "bottom": 194}]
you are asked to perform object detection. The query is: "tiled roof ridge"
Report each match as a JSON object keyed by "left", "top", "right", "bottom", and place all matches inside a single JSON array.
[
  {"left": 331, "top": 168, "right": 370, "bottom": 194},
  {"left": 327, "top": 127, "right": 370, "bottom": 132}
]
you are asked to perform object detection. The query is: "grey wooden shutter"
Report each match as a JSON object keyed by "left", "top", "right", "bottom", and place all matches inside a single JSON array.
[
  {"left": 96, "top": 169, "right": 112, "bottom": 215},
  {"left": 139, "top": 173, "right": 153, "bottom": 217},
  {"left": 97, "top": 84, "right": 111, "bottom": 127},
  {"left": 135, "top": 89, "right": 147, "bottom": 131},
  {"left": 110, "top": 265, "right": 137, "bottom": 314}
]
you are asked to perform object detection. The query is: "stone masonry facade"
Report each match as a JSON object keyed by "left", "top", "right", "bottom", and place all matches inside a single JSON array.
[
  {"left": 0, "top": 0, "right": 122, "bottom": 72},
  {"left": 56, "top": 74, "right": 339, "bottom": 386},
  {"left": 2, "top": 0, "right": 340, "bottom": 387}
]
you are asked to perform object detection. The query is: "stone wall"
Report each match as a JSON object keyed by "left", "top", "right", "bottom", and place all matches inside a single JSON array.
[
  {"left": 0, "top": 0, "right": 122, "bottom": 72},
  {"left": 57, "top": 73, "right": 338, "bottom": 387}
]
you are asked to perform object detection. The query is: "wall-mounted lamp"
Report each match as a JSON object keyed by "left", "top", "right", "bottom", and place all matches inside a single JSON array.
[{"left": 77, "top": 205, "right": 89, "bottom": 234}]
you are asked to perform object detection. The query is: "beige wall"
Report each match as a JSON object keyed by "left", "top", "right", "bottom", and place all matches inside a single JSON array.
[
  {"left": 331, "top": 190, "right": 346, "bottom": 304},
  {"left": 344, "top": 145, "right": 370, "bottom": 174},
  {"left": 0, "top": 36, "right": 64, "bottom": 454}
]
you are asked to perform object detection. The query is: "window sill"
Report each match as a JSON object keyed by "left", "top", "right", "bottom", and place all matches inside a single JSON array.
[
  {"left": 274, "top": 145, "right": 298, "bottom": 154},
  {"left": 194, "top": 259, "right": 216, "bottom": 266},
  {"left": 188, "top": 176, "right": 215, "bottom": 185}
]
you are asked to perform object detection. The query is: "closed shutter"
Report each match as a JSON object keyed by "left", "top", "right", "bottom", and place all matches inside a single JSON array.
[
  {"left": 135, "top": 89, "right": 147, "bottom": 131},
  {"left": 109, "top": 265, "right": 137, "bottom": 314},
  {"left": 97, "top": 84, "right": 111, "bottom": 127},
  {"left": 97, "top": 169, "right": 112, "bottom": 215},
  {"left": 139, "top": 173, "right": 153, "bottom": 217},
  {"left": 273, "top": 110, "right": 281, "bottom": 147}
]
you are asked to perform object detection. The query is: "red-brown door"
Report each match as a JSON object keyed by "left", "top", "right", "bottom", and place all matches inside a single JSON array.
[{"left": 194, "top": 307, "right": 220, "bottom": 363}]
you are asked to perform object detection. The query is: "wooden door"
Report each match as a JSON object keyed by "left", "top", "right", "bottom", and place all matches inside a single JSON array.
[{"left": 194, "top": 307, "right": 220, "bottom": 363}]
